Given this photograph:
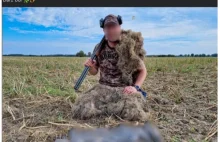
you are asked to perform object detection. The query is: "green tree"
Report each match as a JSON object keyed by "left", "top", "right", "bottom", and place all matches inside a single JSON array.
[
  {"left": 211, "top": 53, "right": 218, "bottom": 57},
  {"left": 88, "top": 52, "right": 92, "bottom": 57},
  {"left": 201, "top": 54, "right": 206, "bottom": 57},
  {"left": 76, "top": 50, "right": 87, "bottom": 57}
]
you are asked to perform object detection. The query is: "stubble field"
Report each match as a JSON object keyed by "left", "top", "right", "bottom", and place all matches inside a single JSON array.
[{"left": 2, "top": 57, "right": 217, "bottom": 142}]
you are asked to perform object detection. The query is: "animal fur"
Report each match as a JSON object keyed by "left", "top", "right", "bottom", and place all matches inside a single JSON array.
[
  {"left": 115, "top": 29, "right": 146, "bottom": 85},
  {"left": 73, "top": 30, "right": 147, "bottom": 120},
  {"left": 72, "top": 84, "right": 147, "bottom": 121},
  {"left": 93, "top": 29, "right": 146, "bottom": 85}
]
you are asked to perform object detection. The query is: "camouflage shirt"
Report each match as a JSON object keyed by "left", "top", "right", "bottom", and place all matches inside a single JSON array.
[{"left": 96, "top": 43, "right": 128, "bottom": 87}]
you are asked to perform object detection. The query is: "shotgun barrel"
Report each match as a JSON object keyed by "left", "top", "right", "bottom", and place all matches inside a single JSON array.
[{"left": 74, "top": 36, "right": 105, "bottom": 91}]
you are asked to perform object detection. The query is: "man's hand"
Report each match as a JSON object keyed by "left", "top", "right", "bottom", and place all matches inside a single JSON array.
[
  {"left": 123, "top": 86, "right": 137, "bottom": 94},
  {"left": 84, "top": 59, "right": 98, "bottom": 75},
  {"left": 84, "top": 58, "right": 97, "bottom": 68}
]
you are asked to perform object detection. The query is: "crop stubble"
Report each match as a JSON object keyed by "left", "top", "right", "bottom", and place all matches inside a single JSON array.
[{"left": 2, "top": 57, "right": 217, "bottom": 142}]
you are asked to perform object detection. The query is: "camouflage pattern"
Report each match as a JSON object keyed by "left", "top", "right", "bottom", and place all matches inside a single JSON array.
[
  {"left": 104, "top": 14, "right": 119, "bottom": 26},
  {"left": 96, "top": 42, "right": 129, "bottom": 87}
]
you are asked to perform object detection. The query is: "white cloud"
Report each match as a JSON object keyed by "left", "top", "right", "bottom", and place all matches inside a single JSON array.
[
  {"left": 4, "top": 8, "right": 216, "bottom": 38},
  {"left": 3, "top": 7, "right": 217, "bottom": 54}
]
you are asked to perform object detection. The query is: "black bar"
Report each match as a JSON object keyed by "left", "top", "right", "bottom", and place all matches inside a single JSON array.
[{"left": 2, "top": 0, "right": 217, "bottom": 7}]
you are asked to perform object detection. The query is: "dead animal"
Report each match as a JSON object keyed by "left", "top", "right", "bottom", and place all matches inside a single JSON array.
[
  {"left": 72, "top": 84, "right": 148, "bottom": 121},
  {"left": 55, "top": 122, "right": 163, "bottom": 142}
]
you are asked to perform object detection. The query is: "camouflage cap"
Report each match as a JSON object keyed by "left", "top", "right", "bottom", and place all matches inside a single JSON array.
[{"left": 104, "top": 14, "right": 119, "bottom": 27}]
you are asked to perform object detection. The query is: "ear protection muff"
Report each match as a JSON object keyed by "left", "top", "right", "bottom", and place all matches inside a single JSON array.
[
  {"left": 117, "top": 15, "right": 122, "bottom": 25},
  {"left": 100, "top": 15, "right": 123, "bottom": 28},
  {"left": 100, "top": 18, "right": 105, "bottom": 28}
]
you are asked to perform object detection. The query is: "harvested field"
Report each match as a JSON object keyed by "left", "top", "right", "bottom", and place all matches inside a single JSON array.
[{"left": 2, "top": 57, "right": 217, "bottom": 142}]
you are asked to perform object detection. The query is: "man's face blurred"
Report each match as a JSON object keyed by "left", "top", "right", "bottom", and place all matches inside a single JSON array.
[{"left": 103, "top": 23, "right": 121, "bottom": 42}]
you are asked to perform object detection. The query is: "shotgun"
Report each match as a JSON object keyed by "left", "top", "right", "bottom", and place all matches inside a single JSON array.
[{"left": 74, "top": 36, "right": 106, "bottom": 91}]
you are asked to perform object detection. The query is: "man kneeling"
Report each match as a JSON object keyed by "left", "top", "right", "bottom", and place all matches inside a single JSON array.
[{"left": 73, "top": 14, "right": 148, "bottom": 121}]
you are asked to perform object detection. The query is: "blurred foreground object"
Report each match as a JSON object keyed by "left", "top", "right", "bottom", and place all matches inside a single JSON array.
[{"left": 55, "top": 122, "right": 163, "bottom": 142}]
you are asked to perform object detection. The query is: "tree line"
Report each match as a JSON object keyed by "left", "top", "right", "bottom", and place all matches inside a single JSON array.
[
  {"left": 3, "top": 51, "right": 218, "bottom": 57},
  {"left": 148, "top": 53, "right": 218, "bottom": 57},
  {"left": 3, "top": 51, "right": 91, "bottom": 57}
]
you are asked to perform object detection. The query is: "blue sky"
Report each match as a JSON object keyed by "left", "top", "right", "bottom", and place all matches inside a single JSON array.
[{"left": 2, "top": 8, "right": 217, "bottom": 55}]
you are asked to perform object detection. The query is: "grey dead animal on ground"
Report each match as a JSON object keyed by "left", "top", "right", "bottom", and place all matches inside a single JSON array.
[{"left": 55, "top": 122, "right": 163, "bottom": 142}]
